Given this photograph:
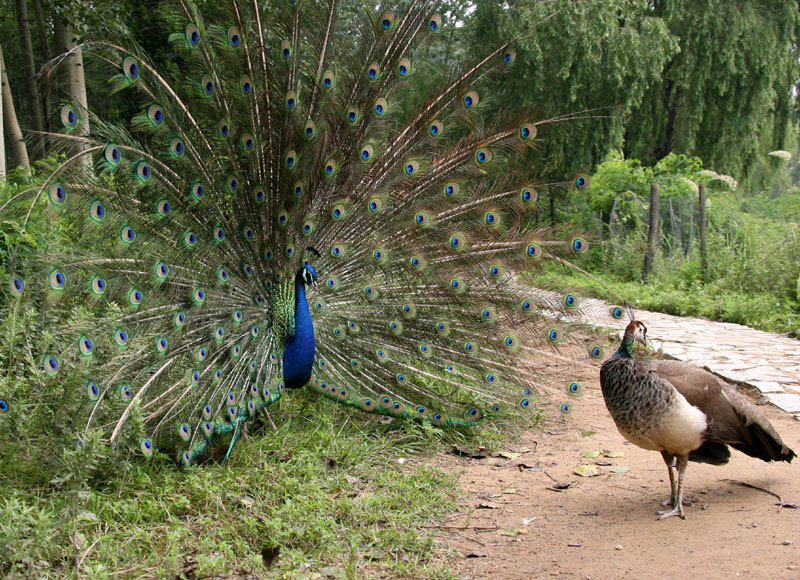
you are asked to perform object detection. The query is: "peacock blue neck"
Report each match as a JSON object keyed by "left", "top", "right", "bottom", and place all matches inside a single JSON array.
[
  {"left": 282, "top": 276, "right": 315, "bottom": 388},
  {"left": 613, "top": 335, "right": 635, "bottom": 359}
]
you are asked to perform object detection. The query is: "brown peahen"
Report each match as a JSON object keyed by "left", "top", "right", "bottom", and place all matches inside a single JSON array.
[
  {"left": 600, "top": 320, "right": 795, "bottom": 519},
  {"left": 0, "top": 0, "right": 598, "bottom": 469}
]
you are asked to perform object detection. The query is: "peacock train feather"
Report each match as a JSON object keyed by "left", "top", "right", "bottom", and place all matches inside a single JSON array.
[{"left": 1, "top": 0, "right": 599, "bottom": 466}]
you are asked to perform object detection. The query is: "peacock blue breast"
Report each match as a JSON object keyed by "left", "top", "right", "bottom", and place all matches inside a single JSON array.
[{"left": 283, "top": 277, "right": 315, "bottom": 388}]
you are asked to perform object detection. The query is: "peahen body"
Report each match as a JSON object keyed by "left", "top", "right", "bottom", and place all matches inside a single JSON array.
[
  {"left": 600, "top": 320, "right": 795, "bottom": 519},
  {"left": 1, "top": 0, "right": 596, "bottom": 467}
]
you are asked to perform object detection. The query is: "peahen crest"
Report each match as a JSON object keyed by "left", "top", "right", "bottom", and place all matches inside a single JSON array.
[{"left": 1, "top": 0, "right": 599, "bottom": 466}]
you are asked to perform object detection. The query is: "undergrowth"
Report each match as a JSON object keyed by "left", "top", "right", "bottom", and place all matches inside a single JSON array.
[{"left": 0, "top": 389, "right": 528, "bottom": 580}]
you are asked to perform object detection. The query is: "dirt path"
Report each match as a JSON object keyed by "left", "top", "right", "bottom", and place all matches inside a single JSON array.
[{"left": 432, "top": 363, "right": 800, "bottom": 580}]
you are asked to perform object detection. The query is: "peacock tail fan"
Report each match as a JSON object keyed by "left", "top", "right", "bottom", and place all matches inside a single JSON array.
[{"left": 0, "top": 0, "right": 603, "bottom": 469}]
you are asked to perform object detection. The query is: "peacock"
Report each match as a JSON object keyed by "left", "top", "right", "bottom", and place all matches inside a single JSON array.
[{"left": 0, "top": 0, "right": 598, "bottom": 468}]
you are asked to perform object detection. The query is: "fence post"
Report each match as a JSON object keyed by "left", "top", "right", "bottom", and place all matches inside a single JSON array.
[
  {"left": 641, "top": 183, "right": 660, "bottom": 283},
  {"left": 699, "top": 182, "right": 707, "bottom": 281}
]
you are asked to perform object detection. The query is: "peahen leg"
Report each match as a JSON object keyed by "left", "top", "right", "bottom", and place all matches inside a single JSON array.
[
  {"left": 657, "top": 454, "right": 688, "bottom": 519},
  {"left": 660, "top": 451, "right": 677, "bottom": 507}
]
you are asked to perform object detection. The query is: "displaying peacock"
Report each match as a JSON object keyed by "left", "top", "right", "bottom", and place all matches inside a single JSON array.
[{"left": 1, "top": 0, "right": 598, "bottom": 468}]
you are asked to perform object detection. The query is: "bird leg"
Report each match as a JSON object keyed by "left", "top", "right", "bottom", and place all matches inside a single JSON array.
[
  {"left": 660, "top": 451, "right": 677, "bottom": 507},
  {"left": 657, "top": 454, "right": 688, "bottom": 520}
]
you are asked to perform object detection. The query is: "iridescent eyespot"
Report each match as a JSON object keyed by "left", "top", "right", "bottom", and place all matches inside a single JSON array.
[
  {"left": 449, "top": 278, "right": 466, "bottom": 293},
  {"left": 242, "top": 225, "right": 255, "bottom": 241},
  {"left": 367, "top": 198, "right": 383, "bottom": 213},
  {"left": 611, "top": 306, "right": 624, "bottom": 319},
  {"left": 10, "top": 276, "right": 24, "bottom": 296},
  {"left": 590, "top": 346, "right": 603, "bottom": 359},
  {"left": 49, "top": 269, "right": 66, "bottom": 291},
  {"left": 239, "top": 75, "right": 253, "bottom": 96},
  {"left": 128, "top": 288, "right": 143, "bottom": 306},
  {"left": 183, "top": 230, "right": 198, "bottom": 249},
  {"left": 201, "top": 75, "right": 215, "bottom": 96},
  {"left": 574, "top": 174, "right": 590, "bottom": 189},
  {"left": 346, "top": 107, "right": 360, "bottom": 125},
  {"left": 401, "top": 303, "right": 416, "bottom": 318},
  {"left": 155, "top": 198, "right": 171, "bottom": 218},
  {"left": 481, "top": 307, "right": 496, "bottom": 322},
  {"left": 489, "top": 264, "right": 503, "bottom": 278},
  {"left": 304, "top": 120, "right": 316, "bottom": 139},
  {"left": 43, "top": 355, "right": 59, "bottom": 374},
  {"left": 484, "top": 211, "right": 500, "bottom": 227},
  {"left": 560, "top": 403, "right": 571, "bottom": 416},
  {"left": 227, "top": 175, "right": 239, "bottom": 192},
  {"left": 519, "top": 123, "right": 536, "bottom": 141},
  {"left": 520, "top": 186, "right": 537, "bottom": 204},
  {"left": 563, "top": 294, "right": 579, "bottom": 309},
  {"left": 322, "top": 70, "right": 335, "bottom": 90},
  {"left": 49, "top": 183, "right": 67, "bottom": 206},
  {"left": 155, "top": 336, "right": 168, "bottom": 354},
  {"left": 154, "top": 261, "right": 169, "bottom": 281},
  {"left": 78, "top": 336, "right": 94, "bottom": 357},
  {"left": 169, "top": 138, "right": 185, "bottom": 158},
  {"left": 325, "top": 159, "right": 339, "bottom": 176},
  {"left": 118, "top": 383, "right": 133, "bottom": 401},
  {"left": 367, "top": 62, "right": 380, "bottom": 80},
  {"left": 178, "top": 424, "right": 192, "bottom": 442},
  {"left": 86, "top": 382, "right": 100, "bottom": 402},
  {"left": 135, "top": 161, "right": 151, "bottom": 183},
  {"left": 114, "top": 328, "right": 129, "bottom": 347},
  {"left": 380, "top": 11, "right": 395, "bottom": 30},
  {"left": 293, "top": 181, "right": 304, "bottom": 196},
  {"left": 228, "top": 27, "right": 242, "bottom": 48},
  {"left": 122, "top": 57, "right": 139, "bottom": 82},
  {"left": 449, "top": 233, "right": 467, "bottom": 250},
  {"left": 462, "top": 90, "right": 479, "bottom": 109},
  {"left": 331, "top": 203, "right": 346, "bottom": 220},
  {"left": 474, "top": 147, "right": 492, "bottom": 165},
  {"left": 284, "top": 150, "right": 297, "bottom": 169},
  {"left": 193, "top": 288, "right": 206, "bottom": 304},
  {"left": 241, "top": 133, "right": 255, "bottom": 152},
  {"left": 174, "top": 312, "right": 186, "bottom": 328},
  {"left": 444, "top": 182, "right": 460, "bottom": 199},
  {"left": 572, "top": 238, "right": 587, "bottom": 253},
  {"left": 120, "top": 225, "right": 136, "bottom": 245},
  {"left": 214, "top": 226, "right": 225, "bottom": 241},
  {"left": 526, "top": 244, "right": 542, "bottom": 259},
  {"left": 404, "top": 160, "right": 419, "bottom": 175},
  {"left": 61, "top": 105, "right": 78, "bottom": 128},
  {"left": 389, "top": 320, "right": 403, "bottom": 334},
  {"left": 104, "top": 143, "right": 121, "bottom": 167},
  {"left": 280, "top": 40, "right": 292, "bottom": 59},
  {"left": 397, "top": 58, "right": 411, "bottom": 76},
  {"left": 186, "top": 23, "right": 200, "bottom": 47},
  {"left": 429, "top": 14, "right": 442, "bottom": 31},
  {"left": 428, "top": 120, "right": 443, "bottom": 137},
  {"left": 502, "top": 48, "right": 516, "bottom": 64},
  {"left": 360, "top": 144, "right": 374, "bottom": 162},
  {"left": 147, "top": 104, "right": 164, "bottom": 126},
  {"left": 89, "top": 275, "right": 106, "bottom": 296},
  {"left": 232, "top": 310, "right": 243, "bottom": 323},
  {"left": 548, "top": 329, "right": 562, "bottom": 343}
]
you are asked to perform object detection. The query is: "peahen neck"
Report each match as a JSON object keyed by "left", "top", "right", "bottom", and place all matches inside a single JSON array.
[
  {"left": 613, "top": 334, "right": 635, "bottom": 359},
  {"left": 282, "top": 277, "right": 315, "bottom": 388}
]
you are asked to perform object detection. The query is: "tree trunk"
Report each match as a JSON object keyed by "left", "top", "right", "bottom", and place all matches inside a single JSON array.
[
  {"left": 1, "top": 45, "right": 31, "bottom": 173},
  {"left": 549, "top": 191, "right": 556, "bottom": 226},
  {"left": 30, "top": 0, "right": 52, "bottom": 129},
  {"left": 54, "top": 16, "right": 90, "bottom": 175},
  {"left": 641, "top": 183, "right": 660, "bottom": 283},
  {"left": 15, "top": 0, "right": 46, "bottom": 154},
  {"left": 0, "top": 49, "right": 5, "bottom": 180},
  {"left": 699, "top": 182, "right": 707, "bottom": 281}
]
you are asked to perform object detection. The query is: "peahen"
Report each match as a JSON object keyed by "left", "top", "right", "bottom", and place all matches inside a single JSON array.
[
  {"left": 1, "top": 0, "right": 597, "bottom": 467},
  {"left": 600, "top": 320, "right": 796, "bottom": 520}
]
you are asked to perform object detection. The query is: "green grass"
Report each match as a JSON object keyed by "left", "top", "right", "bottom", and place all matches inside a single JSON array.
[{"left": 0, "top": 390, "right": 525, "bottom": 580}]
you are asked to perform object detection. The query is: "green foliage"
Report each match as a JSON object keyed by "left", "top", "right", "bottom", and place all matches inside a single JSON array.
[
  {"left": 0, "top": 396, "right": 465, "bottom": 579},
  {"left": 625, "top": 0, "right": 800, "bottom": 190},
  {"left": 463, "top": 0, "right": 678, "bottom": 180}
]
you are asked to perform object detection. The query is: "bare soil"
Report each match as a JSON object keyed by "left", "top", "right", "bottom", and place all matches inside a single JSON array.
[{"left": 432, "top": 365, "right": 800, "bottom": 580}]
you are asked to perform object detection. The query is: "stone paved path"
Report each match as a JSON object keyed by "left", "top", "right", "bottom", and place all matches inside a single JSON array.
[{"left": 582, "top": 297, "right": 800, "bottom": 415}]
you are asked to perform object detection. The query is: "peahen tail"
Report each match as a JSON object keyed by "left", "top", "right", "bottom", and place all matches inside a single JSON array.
[{"left": 1, "top": 0, "right": 601, "bottom": 467}]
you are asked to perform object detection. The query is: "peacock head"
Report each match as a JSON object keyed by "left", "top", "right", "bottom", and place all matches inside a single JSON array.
[
  {"left": 624, "top": 320, "right": 647, "bottom": 346},
  {"left": 298, "top": 262, "right": 318, "bottom": 290}
]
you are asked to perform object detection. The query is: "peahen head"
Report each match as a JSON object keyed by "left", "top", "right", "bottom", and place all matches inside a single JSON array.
[
  {"left": 616, "top": 320, "right": 647, "bottom": 357},
  {"left": 298, "top": 262, "right": 318, "bottom": 290}
]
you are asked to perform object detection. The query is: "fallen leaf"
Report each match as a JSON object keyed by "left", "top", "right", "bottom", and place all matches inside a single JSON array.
[
  {"left": 604, "top": 451, "right": 625, "bottom": 458},
  {"left": 609, "top": 465, "right": 630, "bottom": 474},
  {"left": 574, "top": 464, "right": 600, "bottom": 477},
  {"left": 453, "top": 445, "right": 488, "bottom": 458},
  {"left": 595, "top": 460, "right": 612, "bottom": 467},
  {"left": 477, "top": 502, "right": 500, "bottom": 509},
  {"left": 497, "top": 451, "right": 522, "bottom": 460},
  {"left": 501, "top": 488, "right": 517, "bottom": 494},
  {"left": 581, "top": 450, "right": 601, "bottom": 458}
]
